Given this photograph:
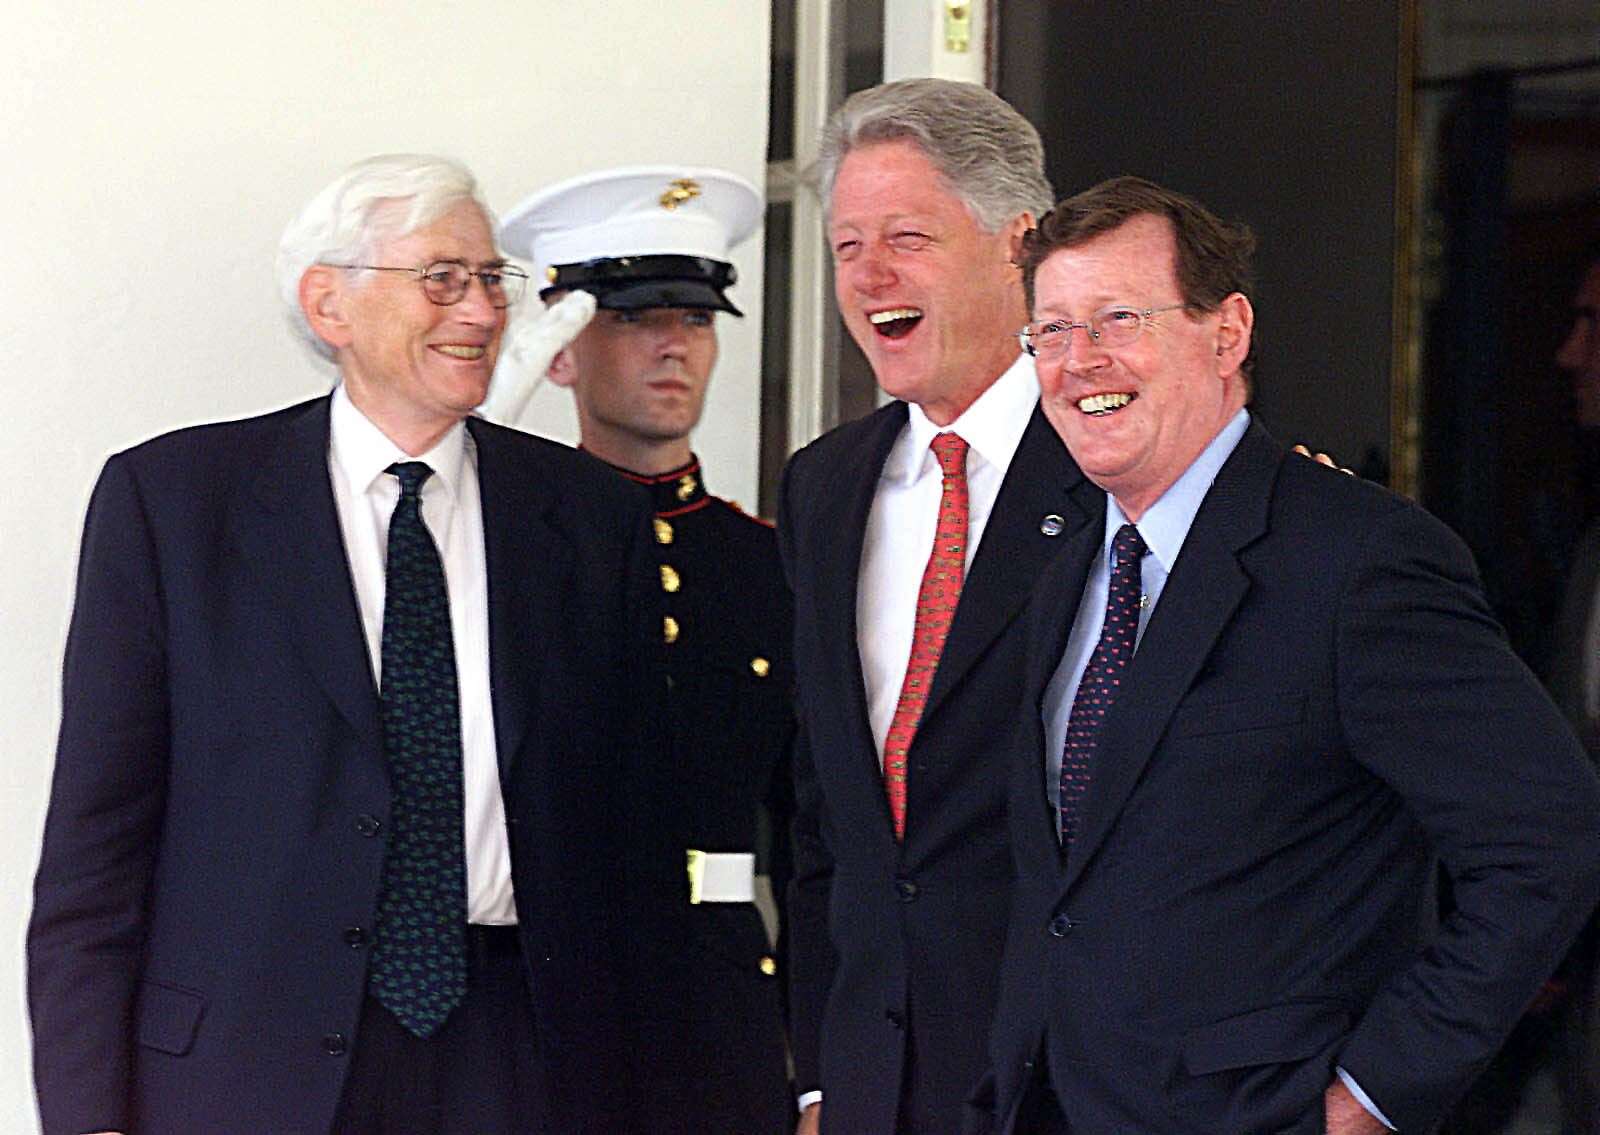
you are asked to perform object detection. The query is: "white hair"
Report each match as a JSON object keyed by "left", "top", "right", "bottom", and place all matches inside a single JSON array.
[{"left": 276, "top": 153, "right": 496, "bottom": 361}]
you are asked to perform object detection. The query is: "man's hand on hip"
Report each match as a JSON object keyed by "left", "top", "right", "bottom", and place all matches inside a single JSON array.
[{"left": 1325, "top": 1077, "right": 1389, "bottom": 1135}]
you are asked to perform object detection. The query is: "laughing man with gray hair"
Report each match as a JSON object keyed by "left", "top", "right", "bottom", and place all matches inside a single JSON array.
[{"left": 779, "top": 78, "right": 1063, "bottom": 1135}]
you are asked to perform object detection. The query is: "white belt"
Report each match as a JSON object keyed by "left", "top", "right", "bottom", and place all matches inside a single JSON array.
[{"left": 686, "top": 850, "right": 755, "bottom": 904}]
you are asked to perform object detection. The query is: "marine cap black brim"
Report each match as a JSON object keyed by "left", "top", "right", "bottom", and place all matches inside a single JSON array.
[{"left": 540, "top": 253, "right": 743, "bottom": 316}]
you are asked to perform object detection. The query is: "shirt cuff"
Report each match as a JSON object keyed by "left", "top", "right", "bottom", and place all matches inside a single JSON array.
[
  {"left": 797, "top": 1090, "right": 822, "bottom": 1114},
  {"left": 1337, "top": 1065, "right": 1397, "bottom": 1130}
]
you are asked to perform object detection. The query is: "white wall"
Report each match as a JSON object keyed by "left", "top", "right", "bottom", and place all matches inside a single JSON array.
[{"left": 0, "top": 3, "right": 770, "bottom": 1127}]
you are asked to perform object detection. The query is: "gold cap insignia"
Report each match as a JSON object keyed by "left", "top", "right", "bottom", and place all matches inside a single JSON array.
[
  {"left": 545, "top": 265, "right": 559, "bottom": 283},
  {"left": 659, "top": 178, "right": 701, "bottom": 211}
]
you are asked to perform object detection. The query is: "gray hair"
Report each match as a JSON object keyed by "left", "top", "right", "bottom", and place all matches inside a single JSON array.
[
  {"left": 812, "top": 78, "right": 1052, "bottom": 232},
  {"left": 276, "top": 153, "right": 495, "bottom": 361}
]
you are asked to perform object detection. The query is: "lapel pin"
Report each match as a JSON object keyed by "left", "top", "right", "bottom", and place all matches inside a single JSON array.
[{"left": 1040, "top": 514, "right": 1065, "bottom": 537}]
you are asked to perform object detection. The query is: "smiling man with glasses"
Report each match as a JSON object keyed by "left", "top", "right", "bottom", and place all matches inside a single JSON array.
[
  {"left": 973, "top": 174, "right": 1600, "bottom": 1135},
  {"left": 27, "top": 153, "right": 659, "bottom": 1134}
]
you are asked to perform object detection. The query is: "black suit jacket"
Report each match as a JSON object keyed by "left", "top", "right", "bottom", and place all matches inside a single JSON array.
[
  {"left": 981, "top": 422, "right": 1600, "bottom": 1135},
  {"left": 778, "top": 399, "right": 1083, "bottom": 1133},
  {"left": 28, "top": 397, "right": 660, "bottom": 1135}
]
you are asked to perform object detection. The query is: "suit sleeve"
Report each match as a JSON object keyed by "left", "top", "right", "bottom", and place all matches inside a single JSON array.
[
  {"left": 776, "top": 455, "right": 839, "bottom": 1100},
  {"left": 28, "top": 455, "right": 170, "bottom": 1135},
  {"left": 1332, "top": 503, "right": 1600, "bottom": 1132}
]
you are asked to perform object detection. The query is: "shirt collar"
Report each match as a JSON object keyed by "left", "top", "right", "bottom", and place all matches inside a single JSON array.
[
  {"left": 887, "top": 353, "right": 1039, "bottom": 484},
  {"left": 329, "top": 382, "right": 469, "bottom": 503},
  {"left": 1104, "top": 407, "right": 1251, "bottom": 572}
]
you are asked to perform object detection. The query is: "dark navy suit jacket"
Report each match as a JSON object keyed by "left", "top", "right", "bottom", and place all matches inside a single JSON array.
[
  {"left": 778, "top": 400, "right": 1082, "bottom": 1134},
  {"left": 978, "top": 422, "right": 1600, "bottom": 1135},
  {"left": 28, "top": 397, "right": 659, "bottom": 1134}
]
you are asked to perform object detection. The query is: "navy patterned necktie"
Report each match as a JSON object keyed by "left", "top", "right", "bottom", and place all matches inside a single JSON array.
[
  {"left": 1059, "top": 524, "right": 1147, "bottom": 846},
  {"left": 368, "top": 461, "right": 468, "bottom": 1037}
]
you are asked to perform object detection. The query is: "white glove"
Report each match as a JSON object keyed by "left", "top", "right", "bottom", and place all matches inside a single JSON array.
[{"left": 478, "top": 289, "right": 598, "bottom": 427}]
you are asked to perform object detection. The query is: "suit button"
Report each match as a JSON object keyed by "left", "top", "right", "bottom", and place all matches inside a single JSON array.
[
  {"left": 885, "top": 1008, "right": 905, "bottom": 1029},
  {"left": 758, "top": 955, "right": 778, "bottom": 976},
  {"left": 894, "top": 877, "right": 918, "bottom": 902},
  {"left": 1048, "top": 913, "right": 1076, "bottom": 937},
  {"left": 355, "top": 814, "right": 381, "bottom": 837},
  {"left": 322, "top": 1032, "right": 348, "bottom": 1055},
  {"left": 343, "top": 927, "right": 366, "bottom": 948}
]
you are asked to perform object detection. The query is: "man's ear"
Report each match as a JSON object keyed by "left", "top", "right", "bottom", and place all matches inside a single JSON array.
[
  {"left": 545, "top": 344, "right": 578, "bottom": 389},
  {"left": 1214, "top": 292, "right": 1254, "bottom": 374},
  {"left": 299, "top": 265, "right": 354, "bottom": 352},
  {"left": 1005, "top": 211, "right": 1037, "bottom": 264}
]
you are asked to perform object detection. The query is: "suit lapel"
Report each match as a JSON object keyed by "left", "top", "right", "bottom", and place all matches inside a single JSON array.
[
  {"left": 471, "top": 418, "right": 564, "bottom": 777},
  {"left": 815, "top": 404, "right": 908, "bottom": 766},
  {"left": 1060, "top": 422, "right": 1281, "bottom": 894},
  {"left": 243, "top": 396, "right": 379, "bottom": 738},
  {"left": 1012, "top": 488, "right": 1105, "bottom": 853},
  {"left": 922, "top": 405, "right": 1089, "bottom": 723}
]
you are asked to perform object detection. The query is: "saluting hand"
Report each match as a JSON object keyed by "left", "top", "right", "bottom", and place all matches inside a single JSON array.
[{"left": 476, "top": 289, "right": 597, "bottom": 426}]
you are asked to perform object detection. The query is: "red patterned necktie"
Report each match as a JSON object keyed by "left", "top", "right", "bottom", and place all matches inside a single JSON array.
[
  {"left": 1059, "top": 524, "right": 1146, "bottom": 847},
  {"left": 883, "top": 432, "right": 970, "bottom": 841}
]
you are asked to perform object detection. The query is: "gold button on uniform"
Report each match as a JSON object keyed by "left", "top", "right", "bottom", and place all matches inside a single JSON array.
[
  {"left": 661, "top": 564, "right": 681, "bottom": 593},
  {"left": 654, "top": 518, "right": 674, "bottom": 545},
  {"left": 758, "top": 955, "right": 778, "bottom": 976},
  {"left": 750, "top": 657, "right": 771, "bottom": 678},
  {"left": 663, "top": 616, "right": 679, "bottom": 644}
]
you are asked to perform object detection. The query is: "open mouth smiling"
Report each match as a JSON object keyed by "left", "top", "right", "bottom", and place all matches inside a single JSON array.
[
  {"left": 868, "top": 307, "right": 923, "bottom": 339},
  {"left": 1079, "top": 392, "right": 1136, "bottom": 416}
]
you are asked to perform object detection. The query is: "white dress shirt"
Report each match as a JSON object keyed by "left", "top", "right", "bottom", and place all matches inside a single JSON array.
[
  {"left": 857, "top": 354, "right": 1039, "bottom": 764},
  {"left": 327, "top": 385, "right": 517, "bottom": 925}
]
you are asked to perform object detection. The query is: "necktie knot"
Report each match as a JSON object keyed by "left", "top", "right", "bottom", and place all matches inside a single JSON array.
[
  {"left": 1112, "top": 523, "right": 1146, "bottom": 566},
  {"left": 388, "top": 461, "right": 434, "bottom": 502},
  {"left": 930, "top": 432, "right": 969, "bottom": 479}
]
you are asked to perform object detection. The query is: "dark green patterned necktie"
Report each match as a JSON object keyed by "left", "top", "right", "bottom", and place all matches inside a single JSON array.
[{"left": 369, "top": 461, "right": 468, "bottom": 1037}]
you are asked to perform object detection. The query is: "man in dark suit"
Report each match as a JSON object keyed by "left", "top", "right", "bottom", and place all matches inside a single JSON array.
[
  {"left": 27, "top": 154, "right": 658, "bottom": 1134},
  {"left": 485, "top": 165, "right": 795, "bottom": 1134},
  {"left": 978, "top": 175, "right": 1600, "bottom": 1134},
  {"left": 778, "top": 79, "right": 1071, "bottom": 1135}
]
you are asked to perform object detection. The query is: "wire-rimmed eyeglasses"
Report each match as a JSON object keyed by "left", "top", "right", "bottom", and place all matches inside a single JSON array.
[
  {"left": 1018, "top": 303, "right": 1188, "bottom": 358},
  {"left": 324, "top": 259, "right": 529, "bottom": 308}
]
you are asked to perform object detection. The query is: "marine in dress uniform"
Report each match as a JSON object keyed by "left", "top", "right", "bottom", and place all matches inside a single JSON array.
[{"left": 486, "top": 167, "right": 795, "bottom": 1134}]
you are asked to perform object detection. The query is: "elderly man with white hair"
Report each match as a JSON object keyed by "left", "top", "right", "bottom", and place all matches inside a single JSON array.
[{"left": 27, "top": 153, "right": 659, "bottom": 1135}]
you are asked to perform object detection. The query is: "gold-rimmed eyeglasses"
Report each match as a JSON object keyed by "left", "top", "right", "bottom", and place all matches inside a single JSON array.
[
  {"left": 1019, "top": 303, "right": 1188, "bottom": 358},
  {"left": 323, "top": 259, "right": 529, "bottom": 308}
]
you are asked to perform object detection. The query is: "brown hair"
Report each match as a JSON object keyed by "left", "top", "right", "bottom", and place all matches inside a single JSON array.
[{"left": 1019, "top": 176, "right": 1257, "bottom": 375}]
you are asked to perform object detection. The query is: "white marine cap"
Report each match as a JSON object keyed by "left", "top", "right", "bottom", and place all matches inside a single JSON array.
[{"left": 499, "top": 165, "right": 763, "bottom": 316}]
